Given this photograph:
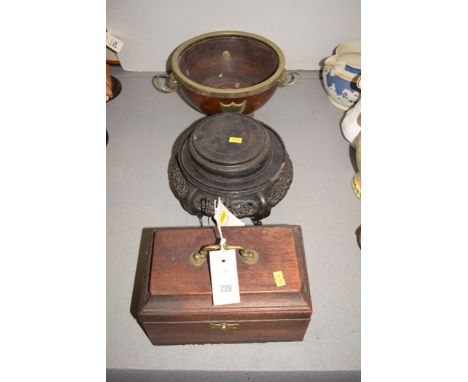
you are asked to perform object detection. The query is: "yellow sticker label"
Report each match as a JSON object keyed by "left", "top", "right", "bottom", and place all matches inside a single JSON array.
[
  {"left": 220, "top": 210, "right": 227, "bottom": 225},
  {"left": 273, "top": 271, "right": 286, "bottom": 287},
  {"left": 229, "top": 137, "right": 243, "bottom": 144}
]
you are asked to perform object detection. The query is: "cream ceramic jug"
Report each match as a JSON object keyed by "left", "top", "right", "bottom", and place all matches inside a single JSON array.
[
  {"left": 341, "top": 76, "right": 361, "bottom": 146},
  {"left": 322, "top": 41, "right": 361, "bottom": 110}
]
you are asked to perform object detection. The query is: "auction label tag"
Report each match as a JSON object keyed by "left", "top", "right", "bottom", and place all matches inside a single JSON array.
[
  {"left": 209, "top": 248, "right": 240, "bottom": 305},
  {"left": 106, "top": 32, "right": 124, "bottom": 53},
  {"left": 214, "top": 198, "right": 245, "bottom": 227}
]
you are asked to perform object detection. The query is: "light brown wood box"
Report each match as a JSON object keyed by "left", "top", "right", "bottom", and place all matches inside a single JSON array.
[{"left": 137, "top": 225, "right": 312, "bottom": 345}]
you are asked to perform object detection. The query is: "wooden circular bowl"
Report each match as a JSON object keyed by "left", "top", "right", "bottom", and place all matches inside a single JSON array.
[{"left": 153, "top": 31, "right": 300, "bottom": 115}]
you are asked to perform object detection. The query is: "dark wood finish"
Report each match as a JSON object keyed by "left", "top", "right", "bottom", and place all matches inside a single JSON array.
[
  {"left": 110, "top": 76, "right": 121, "bottom": 100},
  {"left": 143, "top": 319, "right": 309, "bottom": 346},
  {"left": 190, "top": 114, "right": 270, "bottom": 175},
  {"left": 137, "top": 225, "right": 312, "bottom": 345},
  {"left": 169, "top": 114, "right": 293, "bottom": 224}
]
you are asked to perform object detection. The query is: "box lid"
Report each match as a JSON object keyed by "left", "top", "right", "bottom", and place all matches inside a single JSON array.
[{"left": 138, "top": 225, "right": 312, "bottom": 322}]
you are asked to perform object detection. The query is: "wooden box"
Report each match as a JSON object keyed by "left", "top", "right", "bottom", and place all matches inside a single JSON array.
[{"left": 137, "top": 225, "right": 312, "bottom": 345}]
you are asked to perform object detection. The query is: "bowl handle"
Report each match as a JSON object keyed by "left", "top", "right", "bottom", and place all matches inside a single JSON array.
[
  {"left": 279, "top": 71, "right": 301, "bottom": 87},
  {"left": 153, "top": 73, "right": 178, "bottom": 93}
]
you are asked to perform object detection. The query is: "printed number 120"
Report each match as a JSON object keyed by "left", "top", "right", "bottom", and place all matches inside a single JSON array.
[{"left": 220, "top": 284, "right": 232, "bottom": 293}]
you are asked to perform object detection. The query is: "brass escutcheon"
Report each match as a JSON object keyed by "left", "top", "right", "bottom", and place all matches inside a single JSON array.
[
  {"left": 219, "top": 100, "right": 246, "bottom": 113},
  {"left": 238, "top": 249, "right": 260, "bottom": 265},
  {"left": 209, "top": 323, "right": 239, "bottom": 331},
  {"left": 189, "top": 251, "right": 208, "bottom": 267}
]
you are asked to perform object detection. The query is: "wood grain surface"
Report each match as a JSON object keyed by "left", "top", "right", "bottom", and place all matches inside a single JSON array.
[{"left": 137, "top": 225, "right": 312, "bottom": 344}]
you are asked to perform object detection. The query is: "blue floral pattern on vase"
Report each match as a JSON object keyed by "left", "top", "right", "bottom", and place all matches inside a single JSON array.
[{"left": 322, "top": 41, "right": 361, "bottom": 110}]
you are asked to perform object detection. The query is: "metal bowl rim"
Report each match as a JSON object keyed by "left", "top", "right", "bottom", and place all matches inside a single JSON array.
[{"left": 171, "top": 31, "right": 286, "bottom": 98}]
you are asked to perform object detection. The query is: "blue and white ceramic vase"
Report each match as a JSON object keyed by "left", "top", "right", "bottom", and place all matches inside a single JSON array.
[{"left": 322, "top": 41, "right": 361, "bottom": 110}]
